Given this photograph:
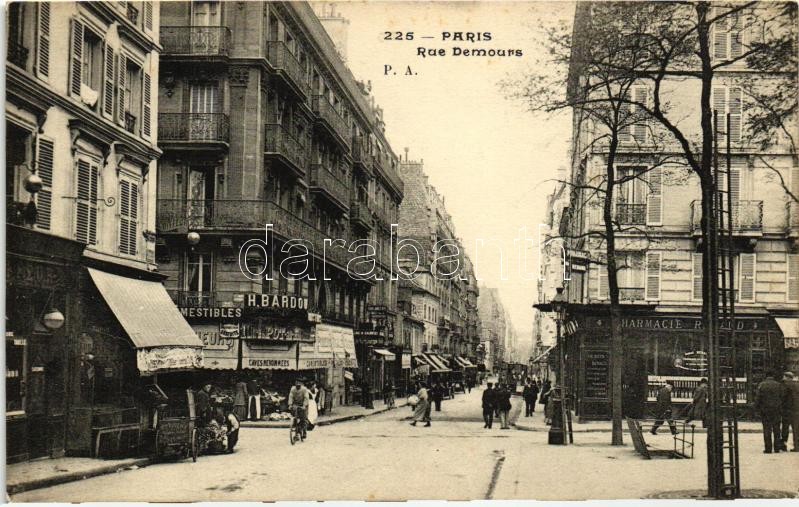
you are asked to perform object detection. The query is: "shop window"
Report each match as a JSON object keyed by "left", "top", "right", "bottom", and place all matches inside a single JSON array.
[{"left": 6, "top": 334, "right": 26, "bottom": 414}]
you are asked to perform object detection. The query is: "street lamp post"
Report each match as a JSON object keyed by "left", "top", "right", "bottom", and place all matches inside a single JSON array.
[{"left": 548, "top": 287, "right": 569, "bottom": 445}]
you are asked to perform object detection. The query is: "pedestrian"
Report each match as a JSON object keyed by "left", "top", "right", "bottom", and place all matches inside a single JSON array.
[
  {"left": 466, "top": 377, "right": 473, "bottom": 393},
  {"left": 539, "top": 380, "right": 552, "bottom": 424},
  {"left": 685, "top": 378, "right": 708, "bottom": 428},
  {"left": 246, "top": 378, "right": 262, "bottom": 421},
  {"left": 225, "top": 410, "right": 240, "bottom": 453},
  {"left": 522, "top": 380, "right": 539, "bottom": 417},
  {"left": 233, "top": 377, "right": 248, "bottom": 421},
  {"left": 650, "top": 381, "right": 678, "bottom": 436},
  {"left": 410, "top": 382, "right": 431, "bottom": 427},
  {"left": 756, "top": 370, "right": 787, "bottom": 453},
  {"left": 497, "top": 384, "right": 512, "bottom": 429},
  {"left": 195, "top": 384, "right": 213, "bottom": 425},
  {"left": 780, "top": 371, "right": 799, "bottom": 452},
  {"left": 432, "top": 382, "right": 444, "bottom": 412},
  {"left": 482, "top": 382, "right": 496, "bottom": 429}
]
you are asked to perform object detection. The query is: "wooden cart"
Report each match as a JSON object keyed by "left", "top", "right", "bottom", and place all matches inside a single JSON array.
[{"left": 154, "top": 389, "right": 199, "bottom": 462}]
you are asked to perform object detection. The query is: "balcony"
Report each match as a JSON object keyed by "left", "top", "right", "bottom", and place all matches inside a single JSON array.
[
  {"left": 160, "top": 26, "right": 231, "bottom": 59},
  {"left": 168, "top": 290, "right": 215, "bottom": 307},
  {"left": 349, "top": 202, "right": 373, "bottom": 231},
  {"left": 690, "top": 200, "right": 763, "bottom": 236},
  {"left": 266, "top": 41, "right": 308, "bottom": 98},
  {"left": 124, "top": 112, "right": 137, "bottom": 134},
  {"left": 264, "top": 124, "right": 307, "bottom": 179},
  {"left": 309, "top": 164, "right": 350, "bottom": 212},
  {"left": 158, "top": 113, "right": 230, "bottom": 150},
  {"left": 615, "top": 203, "right": 647, "bottom": 226},
  {"left": 7, "top": 40, "right": 29, "bottom": 68},
  {"left": 619, "top": 287, "right": 646, "bottom": 302},
  {"left": 371, "top": 201, "right": 396, "bottom": 230},
  {"left": 126, "top": 3, "right": 139, "bottom": 25},
  {"left": 156, "top": 199, "right": 357, "bottom": 269},
  {"left": 787, "top": 201, "right": 799, "bottom": 238},
  {"left": 311, "top": 96, "right": 351, "bottom": 151},
  {"left": 351, "top": 136, "right": 373, "bottom": 176},
  {"left": 373, "top": 152, "right": 404, "bottom": 196}
]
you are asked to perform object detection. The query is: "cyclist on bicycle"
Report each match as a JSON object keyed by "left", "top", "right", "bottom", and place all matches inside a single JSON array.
[{"left": 288, "top": 378, "right": 310, "bottom": 438}]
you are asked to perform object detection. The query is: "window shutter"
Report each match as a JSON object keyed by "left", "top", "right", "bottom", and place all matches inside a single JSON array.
[
  {"left": 645, "top": 251, "right": 661, "bottom": 301},
  {"left": 143, "top": 2, "right": 153, "bottom": 32},
  {"left": 646, "top": 166, "right": 663, "bottom": 225},
  {"left": 36, "top": 2, "right": 51, "bottom": 79},
  {"left": 119, "top": 180, "right": 139, "bottom": 255},
  {"left": 75, "top": 159, "right": 99, "bottom": 245},
  {"left": 788, "top": 254, "right": 799, "bottom": 302},
  {"left": 692, "top": 252, "right": 703, "bottom": 301},
  {"left": 713, "top": 9, "right": 729, "bottom": 60},
  {"left": 35, "top": 137, "right": 54, "bottom": 230},
  {"left": 117, "top": 53, "right": 127, "bottom": 126},
  {"left": 738, "top": 253, "right": 756, "bottom": 302},
  {"left": 103, "top": 44, "right": 115, "bottom": 119},
  {"left": 618, "top": 90, "right": 632, "bottom": 144},
  {"left": 69, "top": 19, "right": 84, "bottom": 97},
  {"left": 728, "top": 87, "right": 743, "bottom": 144},
  {"left": 142, "top": 72, "right": 152, "bottom": 138},
  {"left": 632, "top": 87, "right": 648, "bottom": 144},
  {"left": 729, "top": 11, "right": 743, "bottom": 59},
  {"left": 712, "top": 87, "right": 726, "bottom": 118}
]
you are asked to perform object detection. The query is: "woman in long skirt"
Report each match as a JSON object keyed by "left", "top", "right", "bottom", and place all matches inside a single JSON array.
[{"left": 410, "top": 382, "right": 431, "bottom": 427}]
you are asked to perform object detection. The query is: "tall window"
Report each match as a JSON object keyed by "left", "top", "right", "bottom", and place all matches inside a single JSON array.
[
  {"left": 193, "top": 1, "right": 220, "bottom": 26},
  {"left": 185, "top": 253, "right": 213, "bottom": 304}
]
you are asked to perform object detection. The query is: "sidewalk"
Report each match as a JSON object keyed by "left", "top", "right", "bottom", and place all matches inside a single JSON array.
[
  {"left": 7, "top": 456, "right": 151, "bottom": 496},
  {"left": 514, "top": 413, "right": 764, "bottom": 433},
  {"left": 241, "top": 397, "right": 409, "bottom": 428}
]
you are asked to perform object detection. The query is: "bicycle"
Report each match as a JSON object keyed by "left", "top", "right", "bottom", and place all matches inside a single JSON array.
[{"left": 289, "top": 407, "right": 307, "bottom": 445}]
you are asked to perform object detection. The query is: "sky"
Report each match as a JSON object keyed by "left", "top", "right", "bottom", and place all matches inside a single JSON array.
[{"left": 318, "top": 1, "right": 575, "bottom": 346}]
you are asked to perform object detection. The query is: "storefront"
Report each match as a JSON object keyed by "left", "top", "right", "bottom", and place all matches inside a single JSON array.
[
  {"left": 564, "top": 307, "right": 786, "bottom": 421},
  {"left": 412, "top": 353, "right": 452, "bottom": 384},
  {"left": 777, "top": 317, "right": 799, "bottom": 374},
  {"left": 70, "top": 268, "right": 204, "bottom": 458},
  {"left": 6, "top": 225, "right": 85, "bottom": 463}
]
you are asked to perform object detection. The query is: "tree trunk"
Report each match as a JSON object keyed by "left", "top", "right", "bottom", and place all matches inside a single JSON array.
[{"left": 604, "top": 133, "right": 624, "bottom": 446}]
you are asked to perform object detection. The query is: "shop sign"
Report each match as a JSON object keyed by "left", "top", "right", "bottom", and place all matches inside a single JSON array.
[
  {"left": 194, "top": 324, "right": 235, "bottom": 351},
  {"left": 241, "top": 321, "right": 311, "bottom": 342},
  {"left": 588, "top": 316, "right": 766, "bottom": 332},
  {"left": 245, "top": 293, "right": 309, "bottom": 311},
  {"left": 6, "top": 258, "right": 71, "bottom": 289},
  {"left": 674, "top": 351, "right": 708, "bottom": 371},
  {"left": 402, "top": 353, "right": 412, "bottom": 369},
  {"left": 179, "top": 307, "right": 242, "bottom": 319},
  {"left": 784, "top": 337, "right": 799, "bottom": 349},
  {"left": 137, "top": 347, "right": 203, "bottom": 373},
  {"left": 583, "top": 348, "right": 609, "bottom": 399},
  {"left": 247, "top": 358, "right": 293, "bottom": 369}
]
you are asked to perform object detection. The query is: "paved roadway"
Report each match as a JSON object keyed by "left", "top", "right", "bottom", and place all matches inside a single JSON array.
[{"left": 12, "top": 384, "right": 798, "bottom": 501}]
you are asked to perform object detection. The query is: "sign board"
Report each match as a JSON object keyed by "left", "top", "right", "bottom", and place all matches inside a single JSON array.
[
  {"left": 245, "top": 293, "right": 309, "bottom": 311},
  {"left": 179, "top": 307, "right": 242, "bottom": 319},
  {"left": 136, "top": 347, "right": 203, "bottom": 373},
  {"left": 583, "top": 348, "right": 609, "bottom": 399},
  {"left": 157, "top": 418, "right": 191, "bottom": 446},
  {"left": 241, "top": 321, "right": 310, "bottom": 342}
]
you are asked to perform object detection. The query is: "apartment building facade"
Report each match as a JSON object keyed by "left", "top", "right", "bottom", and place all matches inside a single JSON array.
[
  {"left": 6, "top": 1, "right": 206, "bottom": 462},
  {"left": 555, "top": 3, "right": 798, "bottom": 420},
  {"left": 478, "top": 287, "right": 511, "bottom": 373},
  {"left": 154, "top": 1, "right": 405, "bottom": 406}
]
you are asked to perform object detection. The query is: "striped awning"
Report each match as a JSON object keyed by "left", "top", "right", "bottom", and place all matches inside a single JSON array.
[
  {"left": 564, "top": 320, "right": 579, "bottom": 336},
  {"left": 532, "top": 345, "right": 555, "bottom": 363},
  {"left": 413, "top": 353, "right": 451, "bottom": 373},
  {"left": 453, "top": 356, "right": 476, "bottom": 368}
]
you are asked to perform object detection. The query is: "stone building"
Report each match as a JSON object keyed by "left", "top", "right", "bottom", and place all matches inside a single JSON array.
[
  {"left": 6, "top": 1, "right": 204, "bottom": 462},
  {"left": 478, "top": 287, "right": 512, "bottom": 373},
  {"left": 155, "top": 1, "right": 404, "bottom": 408},
  {"left": 553, "top": 2, "right": 798, "bottom": 420}
]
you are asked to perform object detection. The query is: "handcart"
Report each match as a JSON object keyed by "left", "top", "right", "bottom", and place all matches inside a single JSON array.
[{"left": 154, "top": 387, "right": 199, "bottom": 462}]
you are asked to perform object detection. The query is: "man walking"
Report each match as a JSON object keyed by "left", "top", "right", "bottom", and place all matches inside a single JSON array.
[
  {"left": 522, "top": 380, "right": 539, "bottom": 417},
  {"left": 432, "top": 382, "right": 444, "bottom": 411},
  {"left": 685, "top": 378, "right": 708, "bottom": 428},
  {"left": 482, "top": 382, "right": 496, "bottom": 429},
  {"left": 780, "top": 371, "right": 799, "bottom": 452},
  {"left": 650, "top": 381, "right": 678, "bottom": 436},
  {"left": 755, "top": 371, "right": 786, "bottom": 453}
]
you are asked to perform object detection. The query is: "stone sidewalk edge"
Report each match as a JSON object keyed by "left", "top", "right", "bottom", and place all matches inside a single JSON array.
[
  {"left": 7, "top": 457, "right": 152, "bottom": 496},
  {"left": 513, "top": 421, "right": 762, "bottom": 433},
  {"left": 241, "top": 400, "right": 410, "bottom": 429}
]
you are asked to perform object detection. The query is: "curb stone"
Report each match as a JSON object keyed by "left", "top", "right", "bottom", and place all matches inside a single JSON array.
[{"left": 7, "top": 457, "right": 152, "bottom": 496}]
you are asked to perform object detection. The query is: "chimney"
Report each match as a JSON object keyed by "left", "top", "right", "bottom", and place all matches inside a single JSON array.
[{"left": 317, "top": 3, "right": 350, "bottom": 62}]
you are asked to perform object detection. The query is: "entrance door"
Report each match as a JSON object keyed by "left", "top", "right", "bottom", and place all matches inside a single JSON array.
[{"left": 622, "top": 349, "right": 647, "bottom": 418}]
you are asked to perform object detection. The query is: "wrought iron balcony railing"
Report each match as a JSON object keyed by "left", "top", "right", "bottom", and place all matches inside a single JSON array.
[
  {"left": 158, "top": 113, "right": 230, "bottom": 144},
  {"left": 349, "top": 202, "right": 373, "bottom": 230},
  {"left": 311, "top": 95, "right": 351, "bottom": 150},
  {"left": 156, "top": 199, "right": 356, "bottom": 268},
  {"left": 615, "top": 203, "right": 647, "bottom": 225},
  {"left": 7, "top": 39, "right": 29, "bottom": 68},
  {"left": 373, "top": 152, "right": 404, "bottom": 195},
  {"left": 619, "top": 287, "right": 646, "bottom": 302},
  {"left": 266, "top": 41, "right": 308, "bottom": 97},
  {"left": 309, "top": 164, "right": 350, "bottom": 210},
  {"left": 160, "top": 26, "right": 231, "bottom": 57},
  {"left": 787, "top": 201, "right": 799, "bottom": 235},
  {"left": 264, "top": 123, "right": 307, "bottom": 177},
  {"left": 126, "top": 3, "right": 139, "bottom": 25},
  {"left": 124, "top": 112, "right": 137, "bottom": 134},
  {"left": 352, "top": 136, "right": 373, "bottom": 171},
  {"left": 690, "top": 200, "right": 763, "bottom": 233},
  {"left": 168, "top": 290, "right": 215, "bottom": 307}
]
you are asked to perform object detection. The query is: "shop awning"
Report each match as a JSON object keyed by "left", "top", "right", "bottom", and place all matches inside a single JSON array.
[
  {"left": 373, "top": 348, "right": 396, "bottom": 360},
  {"left": 776, "top": 318, "right": 799, "bottom": 349},
  {"left": 88, "top": 268, "right": 203, "bottom": 373},
  {"left": 453, "top": 356, "right": 476, "bottom": 368},
  {"left": 414, "top": 353, "right": 451, "bottom": 373}
]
